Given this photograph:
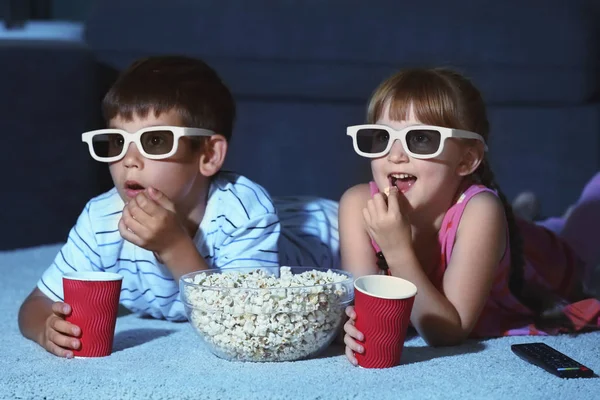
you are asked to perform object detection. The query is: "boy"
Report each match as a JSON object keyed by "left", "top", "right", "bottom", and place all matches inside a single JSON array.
[{"left": 18, "top": 55, "right": 339, "bottom": 358}]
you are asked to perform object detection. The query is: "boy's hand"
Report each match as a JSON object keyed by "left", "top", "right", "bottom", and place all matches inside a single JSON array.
[
  {"left": 119, "top": 187, "right": 189, "bottom": 257},
  {"left": 42, "top": 302, "right": 81, "bottom": 358},
  {"left": 362, "top": 187, "right": 412, "bottom": 256},
  {"left": 343, "top": 305, "right": 364, "bottom": 366}
]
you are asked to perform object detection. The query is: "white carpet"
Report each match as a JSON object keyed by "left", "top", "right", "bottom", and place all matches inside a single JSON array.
[{"left": 1, "top": 244, "right": 599, "bottom": 399}]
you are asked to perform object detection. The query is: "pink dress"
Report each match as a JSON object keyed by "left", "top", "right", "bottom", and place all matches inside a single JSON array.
[{"left": 369, "top": 182, "right": 600, "bottom": 337}]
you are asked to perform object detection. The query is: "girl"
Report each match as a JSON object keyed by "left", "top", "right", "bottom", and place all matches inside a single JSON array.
[{"left": 340, "top": 68, "right": 600, "bottom": 365}]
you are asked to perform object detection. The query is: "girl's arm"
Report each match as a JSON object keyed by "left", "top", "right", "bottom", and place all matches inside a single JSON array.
[
  {"left": 386, "top": 191, "right": 506, "bottom": 346},
  {"left": 339, "top": 184, "right": 380, "bottom": 278}
]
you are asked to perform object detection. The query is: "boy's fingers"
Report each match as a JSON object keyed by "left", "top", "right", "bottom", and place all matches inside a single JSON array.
[
  {"left": 147, "top": 187, "right": 176, "bottom": 213},
  {"left": 51, "top": 302, "right": 70, "bottom": 316},
  {"left": 52, "top": 317, "right": 80, "bottom": 337},
  {"left": 128, "top": 195, "right": 153, "bottom": 223},
  {"left": 118, "top": 217, "right": 135, "bottom": 238},
  {"left": 46, "top": 340, "right": 74, "bottom": 359},
  {"left": 48, "top": 328, "right": 80, "bottom": 350},
  {"left": 121, "top": 207, "right": 148, "bottom": 237}
]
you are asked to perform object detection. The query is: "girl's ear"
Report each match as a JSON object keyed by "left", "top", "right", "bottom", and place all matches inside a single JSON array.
[
  {"left": 457, "top": 142, "right": 485, "bottom": 177},
  {"left": 199, "top": 134, "right": 227, "bottom": 177}
]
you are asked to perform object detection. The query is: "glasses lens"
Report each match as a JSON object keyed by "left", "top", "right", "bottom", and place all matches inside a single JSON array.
[
  {"left": 140, "top": 130, "right": 175, "bottom": 155},
  {"left": 356, "top": 128, "right": 390, "bottom": 154},
  {"left": 406, "top": 129, "right": 441, "bottom": 155},
  {"left": 92, "top": 133, "right": 125, "bottom": 159}
]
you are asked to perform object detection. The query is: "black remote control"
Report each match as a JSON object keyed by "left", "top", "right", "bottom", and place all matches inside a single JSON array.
[{"left": 511, "top": 342, "right": 595, "bottom": 379}]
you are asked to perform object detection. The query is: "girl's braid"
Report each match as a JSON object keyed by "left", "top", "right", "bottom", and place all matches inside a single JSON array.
[
  {"left": 476, "top": 158, "right": 576, "bottom": 331},
  {"left": 475, "top": 158, "right": 528, "bottom": 308}
]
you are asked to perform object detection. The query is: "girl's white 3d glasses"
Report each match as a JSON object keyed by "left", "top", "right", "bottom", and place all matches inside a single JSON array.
[{"left": 347, "top": 124, "right": 487, "bottom": 159}]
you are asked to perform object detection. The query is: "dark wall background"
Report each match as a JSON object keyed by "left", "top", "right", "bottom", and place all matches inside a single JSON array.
[{"left": 1, "top": 0, "right": 599, "bottom": 249}]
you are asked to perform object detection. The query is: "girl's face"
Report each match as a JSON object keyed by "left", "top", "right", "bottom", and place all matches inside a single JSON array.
[{"left": 371, "top": 104, "right": 467, "bottom": 214}]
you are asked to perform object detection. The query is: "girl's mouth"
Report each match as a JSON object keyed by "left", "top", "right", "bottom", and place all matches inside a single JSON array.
[{"left": 390, "top": 173, "right": 417, "bottom": 193}]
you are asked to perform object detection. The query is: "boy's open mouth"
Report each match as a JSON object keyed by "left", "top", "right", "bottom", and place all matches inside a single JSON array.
[
  {"left": 390, "top": 173, "right": 416, "bottom": 193},
  {"left": 124, "top": 181, "right": 145, "bottom": 198}
]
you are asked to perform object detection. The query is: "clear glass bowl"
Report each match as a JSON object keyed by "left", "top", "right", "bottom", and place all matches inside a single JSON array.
[{"left": 180, "top": 266, "right": 354, "bottom": 362}]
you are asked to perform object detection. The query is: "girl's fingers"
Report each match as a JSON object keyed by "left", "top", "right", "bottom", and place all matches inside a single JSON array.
[
  {"left": 362, "top": 208, "right": 373, "bottom": 232},
  {"left": 345, "top": 306, "right": 356, "bottom": 319},
  {"left": 386, "top": 186, "right": 401, "bottom": 214},
  {"left": 390, "top": 186, "right": 411, "bottom": 214},
  {"left": 365, "top": 198, "right": 379, "bottom": 222},
  {"left": 344, "top": 333, "right": 364, "bottom": 354},
  {"left": 344, "top": 320, "right": 364, "bottom": 341},
  {"left": 372, "top": 192, "right": 388, "bottom": 212},
  {"left": 345, "top": 345, "right": 358, "bottom": 366}
]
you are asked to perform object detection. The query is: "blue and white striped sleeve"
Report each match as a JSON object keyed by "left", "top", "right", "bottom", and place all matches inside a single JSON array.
[
  {"left": 210, "top": 177, "right": 281, "bottom": 268},
  {"left": 213, "top": 212, "right": 281, "bottom": 268},
  {"left": 37, "top": 202, "right": 103, "bottom": 302}
]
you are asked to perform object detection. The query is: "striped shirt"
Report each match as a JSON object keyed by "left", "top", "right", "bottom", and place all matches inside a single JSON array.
[{"left": 38, "top": 171, "right": 339, "bottom": 321}]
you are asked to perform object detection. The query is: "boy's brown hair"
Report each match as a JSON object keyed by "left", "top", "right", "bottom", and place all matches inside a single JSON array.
[{"left": 102, "top": 55, "right": 236, "bottom": 141}]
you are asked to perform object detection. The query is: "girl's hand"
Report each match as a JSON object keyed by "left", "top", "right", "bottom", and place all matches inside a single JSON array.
[
  {"left": 362, "top": 187, "right": 412, "bottom": 255},
  {"left": 343, "top": 306, "right": 364, "bottom": 366},
  {"left": 41, "top": 302, "right": 81, "bottom": 358},
  {"left": 119, "top": 187, "right": 189, "bottom": 258}
]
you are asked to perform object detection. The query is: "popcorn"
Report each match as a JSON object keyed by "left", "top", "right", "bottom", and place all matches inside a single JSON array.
[{"left": 182, "top": 267, "right": 352, "bottom": 362}]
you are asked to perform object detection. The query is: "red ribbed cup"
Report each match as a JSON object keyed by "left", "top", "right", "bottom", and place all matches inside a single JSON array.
[
  {"left": 354, "top": 275, "right": 417, "bottom": 369},
  {"left": 63, "top": 272, "right": 123, "bottom": 358}
]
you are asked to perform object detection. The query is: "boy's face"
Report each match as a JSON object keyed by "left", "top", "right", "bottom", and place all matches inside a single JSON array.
[{"left": 108, "top": 109, "right": 208, "bottom": 210}]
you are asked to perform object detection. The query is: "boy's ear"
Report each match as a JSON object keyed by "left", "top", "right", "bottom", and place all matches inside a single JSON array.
[
  {"left": 199, "top": 134, "right": 227, "bottom": 177},
  {"left": 457, "top": 142, "right": 485, "bottom": 177}
]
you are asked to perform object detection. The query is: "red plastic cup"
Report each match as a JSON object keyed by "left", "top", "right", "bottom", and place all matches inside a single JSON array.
[
  {"left": 354, "top": 274, "right": 417, "bottom": 368},
  {"left": 62, "top": 271, "right": 123, "bottom": 358}
]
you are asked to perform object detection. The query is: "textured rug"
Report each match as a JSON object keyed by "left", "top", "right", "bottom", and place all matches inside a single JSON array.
[{"left": 1, "top": 244, "right": 599, "bottom": 399}]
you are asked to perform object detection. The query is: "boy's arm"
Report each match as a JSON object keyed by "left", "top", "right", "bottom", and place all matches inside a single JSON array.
[
  {"left": 18, "top": 288, "right": 61, "bottom": 345},
  {"left": 197, "top": 175, "right": 281, "bottom": 268},
  {"left": 36, "top": 203, "right": 104, "bottom": 301},
  {"left": 19, "top": 202, "right": 103, "bottom": 351},
  {"left": 19, "top": 288, "right": 82, "bottom": 358},
  {"left": 155, "top": 237, "right": 210, "bottom": 282},
  {"left": 118, "top": 187, "right": 211, "bottom": 281},
  {"left": 213, "top": 211, "right": 280, "bottom": 268}
]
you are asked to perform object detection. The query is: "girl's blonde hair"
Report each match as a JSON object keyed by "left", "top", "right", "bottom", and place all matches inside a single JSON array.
[
  {"left": 367, "top": 68, "right": 489, "bottom": 139},
  {"left": 367, "top": 68, "right": 580, "bottom": 331}
]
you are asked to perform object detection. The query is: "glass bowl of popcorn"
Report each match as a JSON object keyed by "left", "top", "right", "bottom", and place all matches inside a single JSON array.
[{"left": 180, "top": 266, "right": 354, "bottom": 362}]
